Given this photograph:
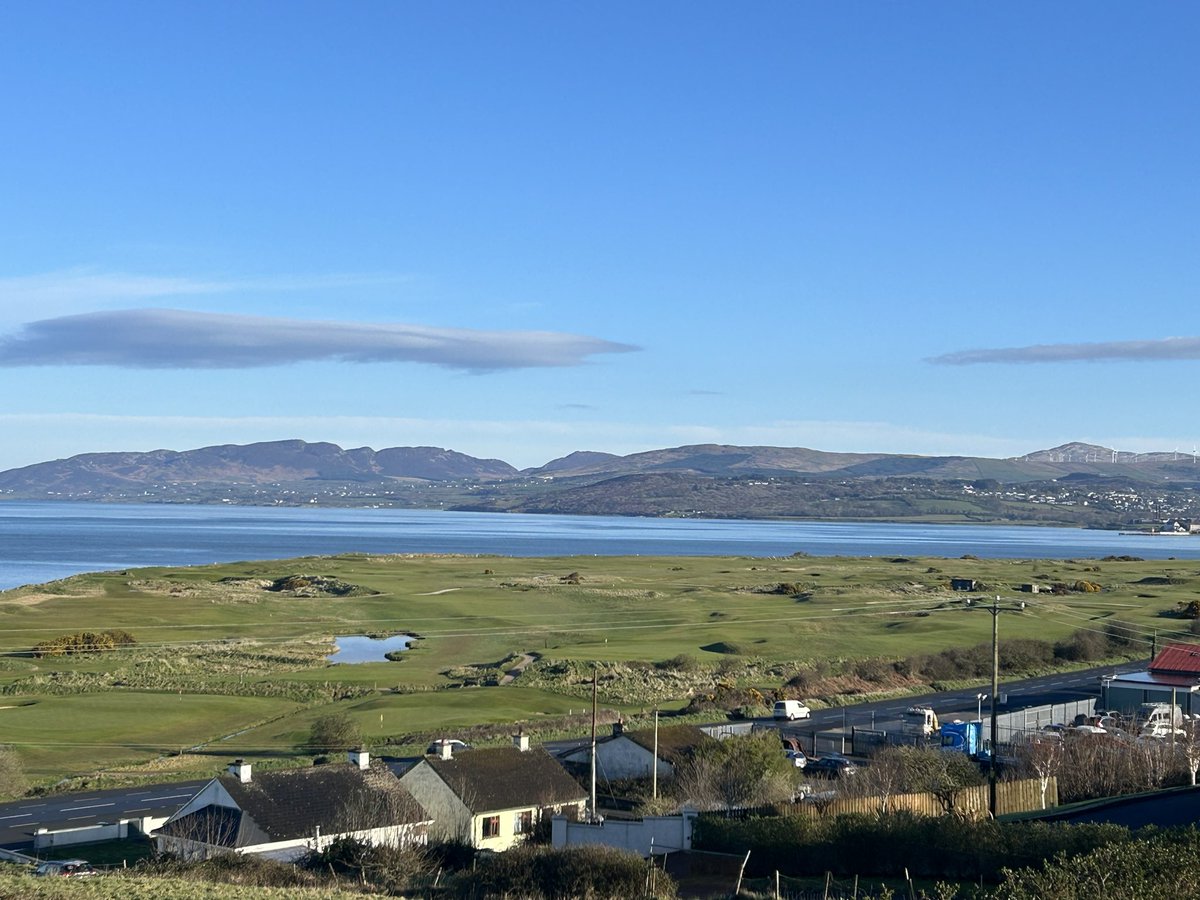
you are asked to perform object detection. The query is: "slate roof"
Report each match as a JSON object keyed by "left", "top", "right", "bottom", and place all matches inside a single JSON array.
[
  {"left": 419, "top": 747, "right": 586, "bottom": 814},
  {"left": 161, "top": 763, "right": 428, "bottom": 846},
  {"left": 624, "top": 725, "right": 712, "bottom": 762},
  {"left": 1149, "top": 642, "right": 1200, "bottom": 677}
]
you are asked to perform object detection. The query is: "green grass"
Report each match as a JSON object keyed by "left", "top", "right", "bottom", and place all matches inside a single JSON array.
[
  {"left": 1, "top": 551, "right": 1196, "bottom": 781},
  {"left": 0, "top": 692, "right": 302, "bottom": 777},
  {"left": 0, "top": 869, "right": 382, "bottom": 899}
]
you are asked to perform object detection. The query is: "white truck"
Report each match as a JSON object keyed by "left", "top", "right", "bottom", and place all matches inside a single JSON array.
[
  {"left": 902, "top": 705, "right": 940, "bottom": 738},
  {"left": 1136, "top": 702, "right": 1184, "bottom": 737}
]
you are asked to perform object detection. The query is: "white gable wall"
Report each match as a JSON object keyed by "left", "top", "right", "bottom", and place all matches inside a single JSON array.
[
  {"left": 399, "top": 761, "right": 474, "bottom": 843},
  {"left": 562, "top": 737, "right": 672, "bottom": 781}
]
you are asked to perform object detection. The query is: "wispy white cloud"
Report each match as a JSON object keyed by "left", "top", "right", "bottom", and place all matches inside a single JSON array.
[
  {"left": 0, "top": 309, "right": 638, "bottom": 371},
  {"left": 0, "top": 269, "right": 408, "bottom": 304},
  {"left": 928, "top": 337, "right": 1200, "bottom": 365}
]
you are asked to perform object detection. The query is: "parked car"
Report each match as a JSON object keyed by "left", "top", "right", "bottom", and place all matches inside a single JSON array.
[
  {"left": 773, "top": 700, "right": 812, "bottom": 721},
  {"left": 784, "top": 748, "right": 808, "bottom": 768},
  {"left": 426, "top": 738, "right": 473, "bottom": 755},
  {"left": 809, "top": 755, "right": 858, "bottom": 778},
  {"left": 33, "top": 860, "right": 98, "bottom": 878},
  {"left": 1036, "top": 724, "right": 1068, "bottom": 742}
]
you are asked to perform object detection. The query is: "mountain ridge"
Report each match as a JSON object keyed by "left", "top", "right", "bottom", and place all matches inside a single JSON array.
[{"left": 2, "top": 439, "right": 1197, "bottom": 492}]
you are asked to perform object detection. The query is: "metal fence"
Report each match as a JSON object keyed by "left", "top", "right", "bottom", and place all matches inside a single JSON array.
[{"left": 790, "top": 698, "right": 1100, "bottom": 757}]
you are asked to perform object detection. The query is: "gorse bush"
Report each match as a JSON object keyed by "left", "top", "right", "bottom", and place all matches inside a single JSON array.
[{"left": 32, "top": 629, "right": 136, "bottom": 657}]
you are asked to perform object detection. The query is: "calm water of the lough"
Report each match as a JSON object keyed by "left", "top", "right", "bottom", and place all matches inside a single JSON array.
[{"left": 2, "top": 500, "right": 1198, "bottom": 590}]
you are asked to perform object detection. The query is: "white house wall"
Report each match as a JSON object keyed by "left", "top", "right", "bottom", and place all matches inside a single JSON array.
[
  {"left": 552, "top": 811, "right": 696, "bottom": 857},
  {"left": 562, "top": 738, "right": 671, "bottom": 782},
  {"left": 399, "top": 763, "right": 473, "bottom": 843}
]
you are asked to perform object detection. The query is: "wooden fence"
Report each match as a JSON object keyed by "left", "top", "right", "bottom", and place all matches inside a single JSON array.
[{"left": 791, "top": 776, "right": 1056, "bottom": 819}]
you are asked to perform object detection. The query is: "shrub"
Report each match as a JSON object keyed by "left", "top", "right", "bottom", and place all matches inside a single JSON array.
[
  {"left": 692, "top": 811, "right": 1127, "bottom": 882},
  {"left": 307, "top": 712, "right": 361, "bottom": 752},
  {"left": 0, "top": 745, "right": 26, "bottom": 800},
  {"left": 306, "top": 836, "right": 431, "bottom": 893},
  {"left": 456, "top": 845, "right": 674, "bottom": 899},
  {"left": 1000, "top": 638, "right": 1055, "bottom": 672},
  {"left": 31, "top": 629, "right": 136, "bottom": 657},
  {"left": 657, "top": 653, "right": 701, "bottom": 673},
  {"left": 1053, "top": 629, "right": 1108, "bottom": 662},
  {"left": 853, "top": 658, "right": 894, "bottom": 683}
]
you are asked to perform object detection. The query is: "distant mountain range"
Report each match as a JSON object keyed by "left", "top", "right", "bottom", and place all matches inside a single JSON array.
[{"left": 3, "top": 439, "right": 1199, "bottom": 527}]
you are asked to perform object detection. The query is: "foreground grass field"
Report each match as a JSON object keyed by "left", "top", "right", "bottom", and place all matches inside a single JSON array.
[
  {"left": 1, "top": 551, "right": 1196, "bottom": 783},
  {"left": 0, "top": 870, "right": 383, "bottom": 899}
]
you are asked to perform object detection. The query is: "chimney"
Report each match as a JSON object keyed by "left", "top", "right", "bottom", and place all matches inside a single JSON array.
[
  {"left": 348, "top": 748, "right": 369, "bottom": 770},
  {"left": 513, "top": 729, "right": 530, "bottom": 752},
  {"left": 438, "top": 741, "right": 454, "bottom": 761},
  {"left": 612, "top": 719, "right": 625, "bottom": 737},
  {"left": 229, "top": 759, "right": 252, "bottom": 783}
]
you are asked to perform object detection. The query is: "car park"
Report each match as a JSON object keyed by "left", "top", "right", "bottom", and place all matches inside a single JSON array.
[
  {"left": 784, "top": 748, "right": 808, "bottom": 768},
  {"left": 809, "top": 755, "right": 858, "bottom": 778}
]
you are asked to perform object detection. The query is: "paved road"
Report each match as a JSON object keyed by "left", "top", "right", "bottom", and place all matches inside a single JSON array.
[
  {"left": 540, "top": 659, "right": 1149, "bottom": 759},
  {"left": 0, "top": 780, "right": 207, "bottom": 850},
  {"left": 775, "top": 658, "right": 1148, "bottom": 743}
]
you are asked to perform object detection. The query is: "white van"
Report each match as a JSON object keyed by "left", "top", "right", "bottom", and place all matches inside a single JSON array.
[{"left": 773, "top": 699, "right": 811, "bottom": 721}]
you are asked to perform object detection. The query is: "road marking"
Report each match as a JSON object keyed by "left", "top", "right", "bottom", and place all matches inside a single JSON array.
[
  {"left": 61, "top": 803, "right": 115, "bottom": 812},
  {"left": 0, "top": 814, "right": 31, "bottom": 820},
  {"left": 143, "top": 793, "right": 194, "bottom": 802},
  {"left": 68, "top": 815, "right": 97, "bottom": 821}
]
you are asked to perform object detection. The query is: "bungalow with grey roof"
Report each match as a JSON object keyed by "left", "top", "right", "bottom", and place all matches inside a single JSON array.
[
  {"left": 155, "top": 751, "right": 430, "bottom": 862},
  {"left": 399, "top": 733, "right": 587, "bottom": 851}
]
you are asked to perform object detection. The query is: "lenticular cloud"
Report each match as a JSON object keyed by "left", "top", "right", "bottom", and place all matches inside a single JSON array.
[
  {"left": 928, "top": 336, "right": 1200, "bottom": 365},
  {"left": 0, "top": 309, "right": 638, "bottom": 371}
]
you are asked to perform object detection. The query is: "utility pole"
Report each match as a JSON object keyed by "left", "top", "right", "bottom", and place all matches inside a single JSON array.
[
  {"left": 652, "top": 708, "right": 659, "bottom": 801},
  {"left": 966, "top": 595, "right": 1026, "bottom": 818},
  {"left": 589, "top": 667, "right": 598, "bottom": 823}
]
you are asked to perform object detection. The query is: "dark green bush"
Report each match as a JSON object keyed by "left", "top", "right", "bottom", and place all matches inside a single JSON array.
[
  {"left": 456, "top": 844, "right": 674, "bottom": 899},
  {"left": 692, "top": 811, "right": 1127, "bottom": 882}
]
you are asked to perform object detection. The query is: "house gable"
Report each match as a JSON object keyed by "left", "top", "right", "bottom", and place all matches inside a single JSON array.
[
  {"left": 156, "top": 760, "right": 429, "bottom": 860},
  {"left": 400, "top": 747, "right": 586, "bottom": 850}
]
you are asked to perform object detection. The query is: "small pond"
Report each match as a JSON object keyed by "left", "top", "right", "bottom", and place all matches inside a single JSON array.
[{"left": 328, "top": 633, "right": 413, "bottom": 664}]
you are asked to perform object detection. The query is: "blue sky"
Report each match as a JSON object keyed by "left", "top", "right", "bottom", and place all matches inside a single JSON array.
[{"left": 1, "top": 3, "right": 1197, "bottom": 471}]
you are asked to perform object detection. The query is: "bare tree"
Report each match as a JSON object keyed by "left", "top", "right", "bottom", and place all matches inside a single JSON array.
[
  {"left": 1133, "top": 736, "right": 1178, "bottom": 791},
  {"left": 1015, "top": 737, "right": 1064, "bottom": 810},
  {"left": 846, "top": 746, "right": 908, "bottom": 815},
  {"left": 1178, "top": 719, "right": 1200, "bottom": 786}
]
